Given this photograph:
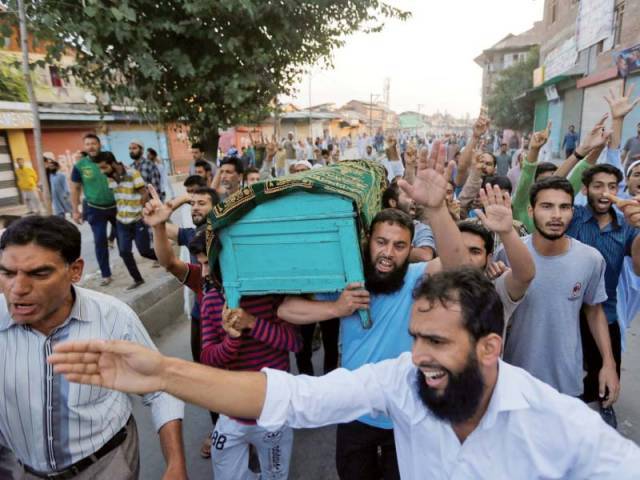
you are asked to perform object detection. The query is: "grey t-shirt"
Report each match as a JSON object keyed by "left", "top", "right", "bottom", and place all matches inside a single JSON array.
[{"left": 495, "top": 235, "right": 607, "bottom": 396}]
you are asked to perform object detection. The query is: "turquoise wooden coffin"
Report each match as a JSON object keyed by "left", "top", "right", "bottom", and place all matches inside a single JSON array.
[
  {"left": 218, "top": 191, "right": 371, "bottom": 327},
  {"left": 208, "top": 160, "right": 388, "bottom": 329}
]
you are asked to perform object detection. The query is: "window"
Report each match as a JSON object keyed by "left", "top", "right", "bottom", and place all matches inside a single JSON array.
[
  {"left": 613, "top": 2, "right": 624, "bottom": 46},
  {"left": 550, "top": 0, "right": 558, "bottom": 23}
]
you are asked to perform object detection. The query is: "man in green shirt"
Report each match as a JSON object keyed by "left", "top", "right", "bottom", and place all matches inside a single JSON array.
[{"left": 70, "top": 133, "right": 118, "bottom": 286}]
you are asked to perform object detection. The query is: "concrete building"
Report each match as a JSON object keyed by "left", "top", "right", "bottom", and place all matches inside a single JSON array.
[
  {"left": 530, "top": 0, "right": 640, "bottom": 160},
  {"left": 475, "top": 22, "right": 545, "bottom": 106}
]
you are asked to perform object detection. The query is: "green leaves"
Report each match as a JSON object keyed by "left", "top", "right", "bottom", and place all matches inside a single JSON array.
[
  {"left": 24, "top": 0, "right": 408, "bottom": 142},
  {"left": 487, "top": 48, "right": 539, "bottom": 132}
]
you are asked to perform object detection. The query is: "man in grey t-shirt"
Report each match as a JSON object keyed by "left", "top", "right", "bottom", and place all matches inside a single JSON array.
[
  {"left": 496, "top": 177, "right": 619, "bottom": 405},
  {"left": 622, "top": 122, "right": 640, "bottom": 167}
]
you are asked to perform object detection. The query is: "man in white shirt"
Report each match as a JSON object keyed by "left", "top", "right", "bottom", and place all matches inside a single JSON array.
[{"left": 50, "top": 268, "right": 640, "bottom": 480}]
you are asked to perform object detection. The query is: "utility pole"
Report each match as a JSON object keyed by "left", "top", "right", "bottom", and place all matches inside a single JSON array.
[
  {"left": 369, "top": 93, "right": 381, "bottom": 136},
  {"left": 17, "top": 0, "right": 51, "bottom": 213}
]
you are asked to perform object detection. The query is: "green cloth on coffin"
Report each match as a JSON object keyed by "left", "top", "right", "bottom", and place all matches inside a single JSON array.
[{"left": 205, "top": 160, "right": 388, "bottom": 260}]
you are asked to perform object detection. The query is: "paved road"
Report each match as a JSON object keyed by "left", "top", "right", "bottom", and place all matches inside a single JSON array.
[
  {"left": 133, "top": 314, "right": 640, "bottom": 479},
  {"left": 133, "top": 317, "right": 339, "bottom": 480}
]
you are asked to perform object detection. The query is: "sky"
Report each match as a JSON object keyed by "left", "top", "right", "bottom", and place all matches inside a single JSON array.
[{"left": 280, "top": 0, "right": 545, "bottom": 118}]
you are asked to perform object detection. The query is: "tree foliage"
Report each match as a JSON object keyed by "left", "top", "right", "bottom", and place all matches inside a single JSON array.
[
  {"left": 5, "top": 0, "right": 408, "bottom": 145},
  {"left": 486, "top": 48, "right": 539, "bottom": 132},
  {"left": 0, "top": 59, "right": 27, "bottom": 101}
]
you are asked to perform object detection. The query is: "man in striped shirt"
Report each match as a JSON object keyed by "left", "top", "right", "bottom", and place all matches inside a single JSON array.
[
  {"left": 0, "top": 215, "right": 186, "bottom": 479},
  {"left": 97, "top": 152, "right": 158, "bottom": 290}
]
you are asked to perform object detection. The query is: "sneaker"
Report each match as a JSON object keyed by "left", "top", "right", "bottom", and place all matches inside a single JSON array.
[
  {"left": 100, "top": 277, "right": 113, "bottom": 287},
  {"left": 126, "top": 279, "right": 145, "bottom": 290},
  {"left": 600, "top": 405, "right": 618, "bottom": 429}
]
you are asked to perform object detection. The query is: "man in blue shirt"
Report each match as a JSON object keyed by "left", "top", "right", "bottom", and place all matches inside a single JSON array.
[
  {"left": 562, "top": 125, "right": 580, "bottom": 159},
  {"left": 567, "top": 164, "right": 640, "bottom": 427},
  {"left": 278, "top": 156, "right": 469, "bottom": 479}
]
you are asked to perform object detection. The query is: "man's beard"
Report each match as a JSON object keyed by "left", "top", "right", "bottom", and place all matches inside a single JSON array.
[
  {"left": 192, "top": 214, "right": 206, "bottom": 226},
  {"left": 363, "top": 246, "right": 409, "bottom": 294},
  {"left": 129, "top": 151, "right": 142, "bottom": 160},
  {"left": 415, "top": 351, "right": 485, "bottom": 424},
  {"left": 532, "top": 215, "right": 567, "bottom": 241},
  {"left": 586, "top": 192, "right": 611, "bottom": 215}
]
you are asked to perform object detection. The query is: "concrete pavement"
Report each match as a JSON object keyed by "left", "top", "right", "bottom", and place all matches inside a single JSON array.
[{"left": 132, "top": 318, "right": 339, "bottom": 480}]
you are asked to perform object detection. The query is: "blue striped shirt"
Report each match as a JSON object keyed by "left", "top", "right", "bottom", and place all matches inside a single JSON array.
[
  {"left": 567, "top": 205, "right": 639, "bottom": 324},
  {"left": 0, "top": 286, "right": 184, "bottom": 472}
]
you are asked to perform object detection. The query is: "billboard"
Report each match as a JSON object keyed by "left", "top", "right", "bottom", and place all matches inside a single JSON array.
[{"left": 615, "top": 44, "right": 640, "bottom": 78}]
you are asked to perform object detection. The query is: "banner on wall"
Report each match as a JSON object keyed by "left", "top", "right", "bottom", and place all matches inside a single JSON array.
[
  {"left": 615, "top": 44, "right": 640, "bottom": 78},
  {"left": 576, "top": 0, "right": 614, "bottom": 52}
]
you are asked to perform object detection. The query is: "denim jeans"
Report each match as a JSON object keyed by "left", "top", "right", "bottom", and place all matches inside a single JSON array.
[
  {"left": 116, "top": 220, "right": 157, "bottom": 282},
  {"left": 83, "top": 204, "right": 117, "bottom": 279}
]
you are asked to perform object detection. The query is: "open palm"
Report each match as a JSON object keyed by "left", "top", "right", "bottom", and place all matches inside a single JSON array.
[
  {"left": 476, "top": 184, "right": 513, "bottom": 234},
  {"left": 50, "top": 340, "right": 166, "bottom": 395},
  {"left": 398, "top": 154, "right": 453, "bottom": 208}
]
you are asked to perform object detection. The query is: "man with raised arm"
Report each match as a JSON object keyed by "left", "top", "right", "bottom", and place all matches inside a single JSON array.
[
  {"left": 277, "top": 154, "right": 469, "bottom": 479},
  {"left": 50, "top": 268, "right": 640, "bottom": 479}
]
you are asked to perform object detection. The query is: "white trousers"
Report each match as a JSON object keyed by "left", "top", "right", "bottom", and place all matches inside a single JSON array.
[{"left": 210, "top": 414, "right": 293, "bottom": 480}]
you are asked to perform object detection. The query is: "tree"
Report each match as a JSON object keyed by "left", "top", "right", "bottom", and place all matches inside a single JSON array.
[
  {"left": 6, "top": 0, "right": 408, "bottom": 152},
  {"left": 0, "top": 59, "right": 27, "bottom": 101},
  {"left": 486, "top": 48, "right": 539, "bottom": 132}
]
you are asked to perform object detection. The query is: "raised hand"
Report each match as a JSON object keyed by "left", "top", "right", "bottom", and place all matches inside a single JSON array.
[
  {"left": 405, "top": 144, "right": 417, "bottom": 168},
  {"left": 398, "top": 148, "right": 454, "bottom": 209},
  {"left": 48, "top": 340, "right": 166, "bottom": 395},
  {"left": 529, "top": 121, "right": 551, "bottom": 151},
  {"left": 578, "top": 114, "right": 611, "bottom": 154},
  {"left": 473, "top": 107, "right": 490, "bottom": 139},
  {"left": 604, "top": 84, "right": 640, "bottom": 120},
  {"left": 143, "top": 184, "right": 173, "bottom": 227},
  {"left": 475, "top": 184, "right": 514, "bottom": 234}
]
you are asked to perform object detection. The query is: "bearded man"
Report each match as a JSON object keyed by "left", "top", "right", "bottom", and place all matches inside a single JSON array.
[
  {"left": 277, "top": 155, "right": 469, "bottom": 479},
  {"left": 50, "top": 268, "right": 640, "bottom": 479},
  {"left": 495, "top": 176, "right": 620, "bottom": 408}
]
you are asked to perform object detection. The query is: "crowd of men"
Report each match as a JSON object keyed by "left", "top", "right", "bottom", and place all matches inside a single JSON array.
[{"left": 1, "top": 84, "right": 640, "bottom": 480}]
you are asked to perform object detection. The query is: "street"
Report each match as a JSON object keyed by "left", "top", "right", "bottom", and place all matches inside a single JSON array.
[
  {"left": 132, "top": 317, "right": 339, "bottom": 480},
  {"left": 131, "top": 314, "right": 640, "bottom": 479}
]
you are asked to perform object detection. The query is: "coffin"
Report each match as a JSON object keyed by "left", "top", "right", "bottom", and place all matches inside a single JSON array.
[{"left": 208, "top": 160, "right": 388, "bottom": 328}]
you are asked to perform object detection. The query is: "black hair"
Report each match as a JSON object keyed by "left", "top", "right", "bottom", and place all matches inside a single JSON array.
[
  {"left": 482, "top": 152, "right": 496, "bottom": 167},
  {"left": 146, "top": 147, "right": 158, "bottom": 157},
  {"left": 194, "top": 160, "right": 212, "bottom": 173},
  {"left": 187, "top": 227, "right": 207, "bottom": 257},
  {"left": 458, "top": 220, "right": 494, "bottom": 254},
  {"left": 94, "top": 151, "right": 117, "bottom": 165},
  {"left": 581, "top": 164, "right": 623, "bottom": 188},
  {"left": 192, "top": 187, "right": 220, "bottom": 206},
  {"left": 413, "top": 267, "right": 504, "bottom": 341},
  {"left": 369, "top": 208, "right": 414, "bottom": 240},
  {"left": 529, "top": 176, "right": 575, "bottom": 207},
  {"left": 381, "top": 181, "right": 400, "bottom": 208},
  {"left": 243, "top": 167, "right": 260, "bottom": 181},
  {"left": 191, "top": 142, "right": 204, "bottom": 151},
  {"left": 481, "top": 175, "right": 512, "bottom": 195},
  {"left": 184, "top": 175, "right": 207, "bottom": 188},
  {"left": 321, "top": 149, "right": 330, "bottom": 156},
  {"left": 0, "top": 216, "right": 81, "bottom": 264},
  {"left": 534, "top": 162, "right": 557, "bottom": 181},
  {"left": 220, "top": 156, "right": 244, "bottom": 175},
  {"left": 0, "top": 215, "right": 20, "bottom": 229},
  {"left": 83, "top": 133, "right": 101, "bottom": 143}
]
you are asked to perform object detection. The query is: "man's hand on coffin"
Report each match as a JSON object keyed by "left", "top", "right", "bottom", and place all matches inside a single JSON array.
[
  {"left": 397, "top": 153, "right": 455, "bottom": 210},
  {"left": 334, "top": 283, "right": 370, "bottom": 317},
  {"left": 143, "top": 185, "right": 173, "bottom": 227},
  {"left": 222, "top": 303, "right": 247, "bottom": 338}
]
